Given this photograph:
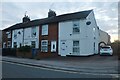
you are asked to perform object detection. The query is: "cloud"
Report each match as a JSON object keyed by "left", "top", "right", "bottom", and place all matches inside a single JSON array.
[
  {"left": 107, "top": 29, "right": 118, "bottom": 34},
  {"left": 1, "top": 1, "right": 118, "bottom": 42}
]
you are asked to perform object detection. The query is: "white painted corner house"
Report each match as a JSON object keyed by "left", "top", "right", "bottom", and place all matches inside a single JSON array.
[{"left": 59, "top": 10, "right": 101, "bottom": 56}]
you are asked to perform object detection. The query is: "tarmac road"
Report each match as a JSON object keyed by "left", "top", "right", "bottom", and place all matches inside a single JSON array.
[{"left": 2, "top": 60, "right": 116, "bottom": 79}]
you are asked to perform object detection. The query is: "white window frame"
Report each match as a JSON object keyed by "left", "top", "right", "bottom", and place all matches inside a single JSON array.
[
  {"left": 31, "top": 41, "right": 36, "bottom": 48},
  {"left": 73, "top": 40, "right": 80, "bottom": 54},
  {"left": 3, "top": 42, "right": 6, "bottom": 48},
  {"left": 31, "top": 27, "right": 36, "bottom": 37},
  {"left": 6, "top": 31, "right": 11, "bottom": 38},
  {"left": 93, "top": 27, "right": 96, "bottom": 38},
  {"left": 7, "top": 41, "right": 11, "bottom": 48},
  {"left": 41, "top": 40, "right": 48, "bottom": 52},
  {"left": 42, "top": 25, "right": 48, "bottom": 35},
  {"left": 14, "top": 30, "right": 17, "bottom": 39},
  {"left": 73, "top": 20, "right": 80, "bottom": 34}
]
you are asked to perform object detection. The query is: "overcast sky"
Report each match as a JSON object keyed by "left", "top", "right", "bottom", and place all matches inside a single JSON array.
[{"left": 1, "top": 0, "right": 119, "bottom": 42}]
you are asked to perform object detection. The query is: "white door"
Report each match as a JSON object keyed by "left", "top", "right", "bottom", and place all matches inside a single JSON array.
[
  {"left": 60, "top": 40, "right": 67, "bottom": 56},
  {"left": 51, "top": 41, "right": 56, "bottom": 52}
]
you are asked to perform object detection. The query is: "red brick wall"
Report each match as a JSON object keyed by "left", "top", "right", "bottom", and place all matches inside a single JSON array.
[
  {"left": 2, "top": 30, "right": 12, "bottom": 48},
  {"left": 38, "top": 22, "right": 58, "bottom": 57}
]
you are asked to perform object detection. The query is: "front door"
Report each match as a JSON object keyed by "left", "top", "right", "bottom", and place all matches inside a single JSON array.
[
  {"left": 51, "top": 41, "right": 56, "bottom": 52},
  {"left": 60, "top": 40, "right": 67, "bottom": 56}
]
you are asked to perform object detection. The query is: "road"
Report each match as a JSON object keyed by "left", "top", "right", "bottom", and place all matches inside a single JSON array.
[{"left": 2, "top": 61, "right": 117, "bottom": 79}]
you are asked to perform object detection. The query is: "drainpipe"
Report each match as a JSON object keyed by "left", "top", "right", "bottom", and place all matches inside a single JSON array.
[{"left": 23, "top": 28, "right": 24, "bottom": 46}]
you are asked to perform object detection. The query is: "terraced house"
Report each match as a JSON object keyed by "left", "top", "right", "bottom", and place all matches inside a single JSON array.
[{"left": 2, "top": 9, "right": 110, "bottom": 57}]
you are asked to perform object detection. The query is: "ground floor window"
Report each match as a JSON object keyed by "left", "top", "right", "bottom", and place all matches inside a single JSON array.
[
  {"left": 7, "top": 41, "right": 11, "bottom": 48},
  {"left": 31, "top": 41, "right": 36, "bottom": 48},
  {"left": 94, "top": 42, "right": 95, "bottom": 53},
  {"left": 73, "top": 40, "right": 80, "bottom": 54},
  {"left": 3, "top": 42, "right": 6, "bottom": 48},
  {"left": 14, "top": 42, "right": 17, "bottom": 48},
  {"left": 19, "top": 43, "right": 22, "bottom": 48},
  {"left": 41, "top": 40, "right": 48, "bottom": 52}
]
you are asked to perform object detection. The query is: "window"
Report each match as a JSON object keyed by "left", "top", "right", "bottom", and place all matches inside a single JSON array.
[
  {"left": 93, "top": 27, "right": 96, "bottom": 38},
  {"left": 73, "top": 20, "right": 80, "bottom": 34},
  {"left": 42, "top": 25, "right": 48, "bottom": 35},
  {"left": 31, "top": 27, "right": 36, "bottom": 37},
  {"left": 6, "top": 31, "right": 11, "bottom": 38},
  {"left": 3, "top": 42, "right": 6, "bottom": 48},
  {"left": 14, "top": 42, "right": 17, "bottom": 48},
  {"left": 51, "top": 41, "right": 56, "bottom": 52},
  {"left": 19, "top": 43, "right": 22, "bottom": 48},
  {"left": 86, "top": 21, "right": 91, "bottom": 25},
  {"left": 73, "top": 41, "right": 79, "bottom": 53},
  {"left": 14, "top": 30, "right": 17, "bottom": 39},
  {"left": 94, "top": 42, "right": 95, "bottom": 53},
  {"left": 93, "top": 27, "right": 95, "bottom": 32},
  {"left": 41, "top": 40, "right": 48, "bottom": 52},
  {"left": 31, "top": 41, "right": 36, "bottom": 48},
  {"left": 7, "top": 41, "right": 11, "bottom": 48}
]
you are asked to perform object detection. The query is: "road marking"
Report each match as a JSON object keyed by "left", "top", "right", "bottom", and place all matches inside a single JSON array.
[{"left": 2, "top": 60, "right": 119, "bottom": 78}]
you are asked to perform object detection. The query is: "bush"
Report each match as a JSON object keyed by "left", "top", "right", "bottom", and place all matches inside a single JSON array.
[
  {"left": 110, "top": 40, "right": 120, "bottom": 59},
  {"left": 17, "top": 45, "right": 32, "bottom": 58},
  {"left": 18, "top": 45, "right": 31, "bottom": 52}
]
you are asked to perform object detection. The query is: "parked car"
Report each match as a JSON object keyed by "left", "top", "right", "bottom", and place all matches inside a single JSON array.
[{"left": 100, "top": 46, "right": 113, "bottom": 56}]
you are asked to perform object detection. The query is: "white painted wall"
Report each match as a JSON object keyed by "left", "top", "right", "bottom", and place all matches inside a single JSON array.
[
  {"left": 24, "top": 27, "right": 39, "bottom": 48},
  {"left": 86, "top": 11, "right": 100, "bottom": 54},
  {"left": 12, "top": 26, "right": 39, "bottom": 48},
  {"left": 59, "top": 10, "right": 99, "bottom": 56},
  {"left": 99, "top": 29, "right": 110, "bottom": 45},
  {"left": 12, "top": 29, "right": 24, "bottom": 48}
]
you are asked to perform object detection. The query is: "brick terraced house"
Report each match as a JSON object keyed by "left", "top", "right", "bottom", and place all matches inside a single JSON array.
[{"left": 2, "top": 9, "right": 110, "bottom": 57}]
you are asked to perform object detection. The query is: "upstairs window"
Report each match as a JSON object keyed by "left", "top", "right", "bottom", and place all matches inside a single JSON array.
[
  {"left": 6, "top": 31, "right": 11, "bottom": 38},
  {"left": 31, "top": 27, "right": 36, "bottom": 37},
  {"left": 14, "top": 30, "right": 17, "bottom": 39},
  {"left": 42, "top": 25, "right": 48, "bottom": 35},
  {"left": 73, "top": 20, "right": 80, "bottom": 34},
  {"left": 93, "top": 27, "right": 96, "bottom": 38},
  {"left": 41, "top": 40, "right": 48, "bottom": 52}
]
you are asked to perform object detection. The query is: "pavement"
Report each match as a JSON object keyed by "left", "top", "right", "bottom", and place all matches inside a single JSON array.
[{"left": 1, "top": 55, "right": 120, "bottom": 76}]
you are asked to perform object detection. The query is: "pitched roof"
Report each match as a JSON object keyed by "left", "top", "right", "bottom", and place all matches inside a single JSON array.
[{"left": 3, "top": 10, "right": 92, "bottom": 31}]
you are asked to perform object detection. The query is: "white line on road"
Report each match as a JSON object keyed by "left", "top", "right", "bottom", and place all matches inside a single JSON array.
[{"left": 2, "top": 60, "right": 119, "bottom": 78}]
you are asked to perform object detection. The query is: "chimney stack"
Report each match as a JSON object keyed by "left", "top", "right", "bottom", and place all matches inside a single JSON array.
[{"left": 48, "top": 9, "right": 56, "bottom": 18}]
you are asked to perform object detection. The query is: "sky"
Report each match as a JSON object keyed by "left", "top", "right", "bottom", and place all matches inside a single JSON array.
[{"left": 0, "top": 0, "right": 119, "bottom": 42}]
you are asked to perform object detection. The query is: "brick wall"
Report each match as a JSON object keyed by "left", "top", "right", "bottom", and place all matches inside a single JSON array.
[{"left": 38, "top": 22, "right": 59, "bottom": 58}]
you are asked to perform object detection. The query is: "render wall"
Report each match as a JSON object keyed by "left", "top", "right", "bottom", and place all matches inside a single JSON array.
[
  {"left": 24, "top": 27, "right": 39, "bottom": 48},
  {"left": 12, "top": 26, "right": 39, "bottom": 48},
  {"left": 12, "top": 29, "right": 23, "bottom": 48},
  {"left": 99, "top": 29, "right": 110, "bottom": 45},
  {"left": 59, "top": 11, "right": 99, "bottom": 56}
]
